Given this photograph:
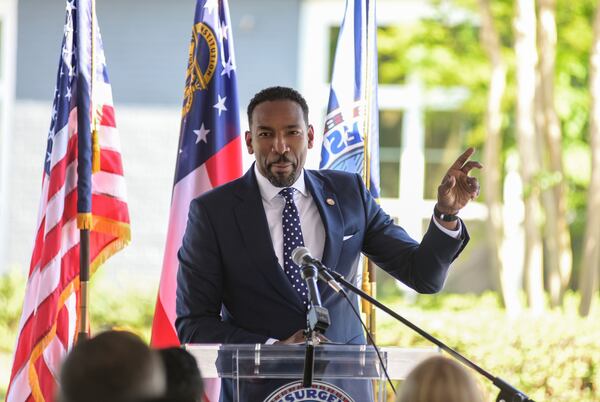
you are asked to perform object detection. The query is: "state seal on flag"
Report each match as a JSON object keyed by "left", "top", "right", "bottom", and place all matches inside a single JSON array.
[
  {"left": 320, "top": 104, "right": 365, "bottom": 174},
  {"left": 183, "top": 22, "right": 219, "bottom": 116},
  {"left": 264, "top": 381, "right": 355, "bottom": 402}
]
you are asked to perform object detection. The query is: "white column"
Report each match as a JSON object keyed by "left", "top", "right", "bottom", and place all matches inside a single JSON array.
[
  {"left": 399, "top": 75, "right": 425, "bottom": 238},
  {"left": 0, "top": 0, "right": 18, "bottom": 273}
]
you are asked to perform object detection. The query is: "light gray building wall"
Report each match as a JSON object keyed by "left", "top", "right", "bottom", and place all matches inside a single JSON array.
[{"left": 16, "top": 0, "right": 301, "bottom": 107}]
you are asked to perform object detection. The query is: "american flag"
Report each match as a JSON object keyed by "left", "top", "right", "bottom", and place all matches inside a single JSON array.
[
  {"left": 319, "top": 0, "right": 380, "bottom": 197},
  {"left": 150, "top": 0, "right": 241, "bottom": 399},
  {"left": 6, "top": 1, "right": 130, "bottom": 401}
]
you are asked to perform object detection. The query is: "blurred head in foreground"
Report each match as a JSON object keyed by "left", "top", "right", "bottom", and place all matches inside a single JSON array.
[
  {"left": 397, "top": 355, "right": 484, "bottom": 402},
  {"left": 158, "top": 347, "right": 204, "bottom": 402},
  {"left": 58, "top": 330, "right": 165, "bottom": 402}
]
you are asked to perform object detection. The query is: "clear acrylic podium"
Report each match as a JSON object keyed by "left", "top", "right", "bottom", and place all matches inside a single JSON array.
[{"left": 185, "top": 344, "right": 438, "bottom": 402}]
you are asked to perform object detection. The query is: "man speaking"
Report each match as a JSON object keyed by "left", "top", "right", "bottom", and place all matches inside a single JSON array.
[{"left": 175, "top": 86, "right": 481, "bottom": 401}]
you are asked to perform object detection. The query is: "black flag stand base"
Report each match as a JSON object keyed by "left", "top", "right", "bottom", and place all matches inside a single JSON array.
[{"left": 321, "top": 267, "right": 536, "bottom": 402}]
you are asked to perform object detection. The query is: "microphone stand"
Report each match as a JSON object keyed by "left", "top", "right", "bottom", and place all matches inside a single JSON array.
[
  {"left": 321, "top": 267, "right": 535, "bottom": 402},
  {"left": 301, "top": 264, "right": 330, "bottom": 388}
]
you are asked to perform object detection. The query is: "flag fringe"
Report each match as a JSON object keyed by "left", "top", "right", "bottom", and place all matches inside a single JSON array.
[
  {"left": 91, "top": 216, "right": 131, "bottom": 242},
  {"left": 77, "top": 214, "right": 131, "bottom": 241},
  {"left": 27, "top": 279, "right": 78, "bottom": 402},
  {"left": 90, "top": 236, "right": 130, "bottom": 272}
]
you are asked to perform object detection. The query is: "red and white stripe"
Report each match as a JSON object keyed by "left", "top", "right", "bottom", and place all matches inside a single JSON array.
[{"left": 6, "top": 96, "right": 130, "bottom": 402}]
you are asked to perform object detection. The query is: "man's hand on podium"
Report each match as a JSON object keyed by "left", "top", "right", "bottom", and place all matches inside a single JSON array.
[{"left": 274, "top": 329, "right": 329, "bottom": 345}]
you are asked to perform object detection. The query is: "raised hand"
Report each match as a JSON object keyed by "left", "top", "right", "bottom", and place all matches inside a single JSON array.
[{"left": 436, "top": 148, "right": 482, "bottom": 215}]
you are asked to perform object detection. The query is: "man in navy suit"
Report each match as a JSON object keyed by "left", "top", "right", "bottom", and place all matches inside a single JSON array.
[{"left": 176, "top": 86, "right": 481, "bottom": 401}]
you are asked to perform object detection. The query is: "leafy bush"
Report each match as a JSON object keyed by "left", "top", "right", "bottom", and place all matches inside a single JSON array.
[
  {"left": 0, "top": 271, "right": 26, "bottom": 354},
  {"left": 378, "top": 292, "right": 600, "bottom": 402},
  {"left": 88, "top": 273, "right": 156, "bottom": 342}
]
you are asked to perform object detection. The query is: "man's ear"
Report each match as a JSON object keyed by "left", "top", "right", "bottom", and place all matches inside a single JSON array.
[
  {"left": 245, "top": 131, "right": 254, "bottom": 154},
  {"left": 307, "top": 125, "right": 315, "bottom": 149}
]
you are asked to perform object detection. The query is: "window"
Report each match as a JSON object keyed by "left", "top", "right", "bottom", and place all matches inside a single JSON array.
[
  {"left": 328, "top": 25, "right": 410, "bottom": 85},
  {"left": 327, "top": 26, "right": 340, "bottom": 82}
]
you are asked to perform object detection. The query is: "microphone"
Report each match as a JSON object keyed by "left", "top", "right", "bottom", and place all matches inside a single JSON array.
[
  {"left": 291, "top": 246, "right": 322, "bottom": 267},
  {"left": 292, "top": 247, "right": 343, "bottom": 293},
  {"left": 300, "top": 263, "right": 322, "bottom": 307},
  {"left": 293, "top": 247, "right": 330, "bottom": 334}
]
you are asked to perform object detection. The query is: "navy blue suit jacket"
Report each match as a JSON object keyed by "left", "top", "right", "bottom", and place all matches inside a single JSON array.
[{"left": 176, "top": 167, "right": 469, "bottom": 346}]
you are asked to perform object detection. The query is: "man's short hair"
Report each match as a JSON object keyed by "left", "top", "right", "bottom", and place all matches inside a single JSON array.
[
  {"left": 58, "top": 330, "right": 165, "bottom": 402},
  {"left": 247, "top": 86, "right": 309, "bottom": 126}
]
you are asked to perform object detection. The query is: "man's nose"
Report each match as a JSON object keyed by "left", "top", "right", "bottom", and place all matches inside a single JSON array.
[{"left": 272, "top": 134, "right": 288, "bottom": 154}]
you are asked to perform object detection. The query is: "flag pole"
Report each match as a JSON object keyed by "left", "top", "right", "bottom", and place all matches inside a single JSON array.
[
  {"left": 78, "top": 0, "right": 97, "bottom": 343},
  {"left": 361, "top": 0, "right": 377, "bottom": 344}
]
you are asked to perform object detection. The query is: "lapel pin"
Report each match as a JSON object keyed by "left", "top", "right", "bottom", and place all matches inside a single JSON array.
[{"left": 326, "top": 198, "right": 335, "bottom": 206}]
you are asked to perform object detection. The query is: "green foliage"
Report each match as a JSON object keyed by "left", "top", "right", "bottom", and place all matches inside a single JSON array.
[
  {"left": 0, "top": 271, "right": 26, "bottom": 354},
  {"left": 89, "top": 273, "right": 155, "bottom": 342},
  {"left": 379, "top": 292, "right": 600, "bottom": 402}
]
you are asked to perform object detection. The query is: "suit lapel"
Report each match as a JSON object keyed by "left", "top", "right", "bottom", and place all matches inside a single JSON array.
[
  {"left": 233, "top": 168, "right": 306, "bottom": 313},
  {"left": 305, "top": 171, "right": 344, "bottom": 272}
]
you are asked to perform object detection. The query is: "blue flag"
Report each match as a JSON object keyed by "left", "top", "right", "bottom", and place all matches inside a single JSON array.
[{"left": 319, "top": 0, "right": 380, "bottom": 198}]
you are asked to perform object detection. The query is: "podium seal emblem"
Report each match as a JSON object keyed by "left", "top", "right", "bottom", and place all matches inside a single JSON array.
[{"left": 264, "top": 380, "right": 355, "bottom": 402}]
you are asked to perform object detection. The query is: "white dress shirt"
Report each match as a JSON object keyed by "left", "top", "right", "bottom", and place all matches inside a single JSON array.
[{"left": 254, "top": 165, "right": 326, "bottom": 268}]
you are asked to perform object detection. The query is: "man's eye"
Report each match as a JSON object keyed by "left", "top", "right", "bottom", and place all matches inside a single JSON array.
[
  {"left": 258, "top": 132, "right": 271, "bottom": 137},
  {"left": 288, "top": 130, "right": 300, "bottom": 135}
]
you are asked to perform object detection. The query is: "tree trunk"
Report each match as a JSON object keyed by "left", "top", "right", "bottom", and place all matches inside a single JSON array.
[
  {"left": 514, "top": 0, "right": 545, "bottom": 313},
  {"left": 477, "top": 0, "right": 517, "bottom": 312},
  {"left": 536, "top": 0, "right": 573, "bottom": 308},
  {"left": 579, "top": 1, "right": 600, "bottom": 317}
]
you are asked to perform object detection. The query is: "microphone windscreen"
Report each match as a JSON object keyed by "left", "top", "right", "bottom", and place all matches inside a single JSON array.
[{"left": 291, "top": 246, "right": 311, "bottom": 266}]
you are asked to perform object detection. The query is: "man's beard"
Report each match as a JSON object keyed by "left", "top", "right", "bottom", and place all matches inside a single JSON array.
[{"left": 266, "top": 156, "right": 297, "bottom": 187}]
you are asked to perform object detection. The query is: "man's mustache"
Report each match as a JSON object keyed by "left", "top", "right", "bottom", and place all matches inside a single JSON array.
[{"left": 267, "top": 155, "right": 295, "bottom": 167}]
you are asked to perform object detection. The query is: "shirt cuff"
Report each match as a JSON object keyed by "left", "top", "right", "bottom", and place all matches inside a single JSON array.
[
  {"left": 432, "top": 215, "right": 462, "bottom": 239},
  {"left": 265, "top": 338, "right": 279, "bottom": 345}
]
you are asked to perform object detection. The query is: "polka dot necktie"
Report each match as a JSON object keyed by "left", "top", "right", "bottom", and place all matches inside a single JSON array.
[{"left": 279, "top": 187, "right": 309, "bottom": 308}]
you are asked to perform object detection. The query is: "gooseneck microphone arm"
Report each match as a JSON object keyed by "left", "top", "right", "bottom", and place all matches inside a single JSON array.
[{"left": 291, "top": 247, "right": 535, "bottom": 402}]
